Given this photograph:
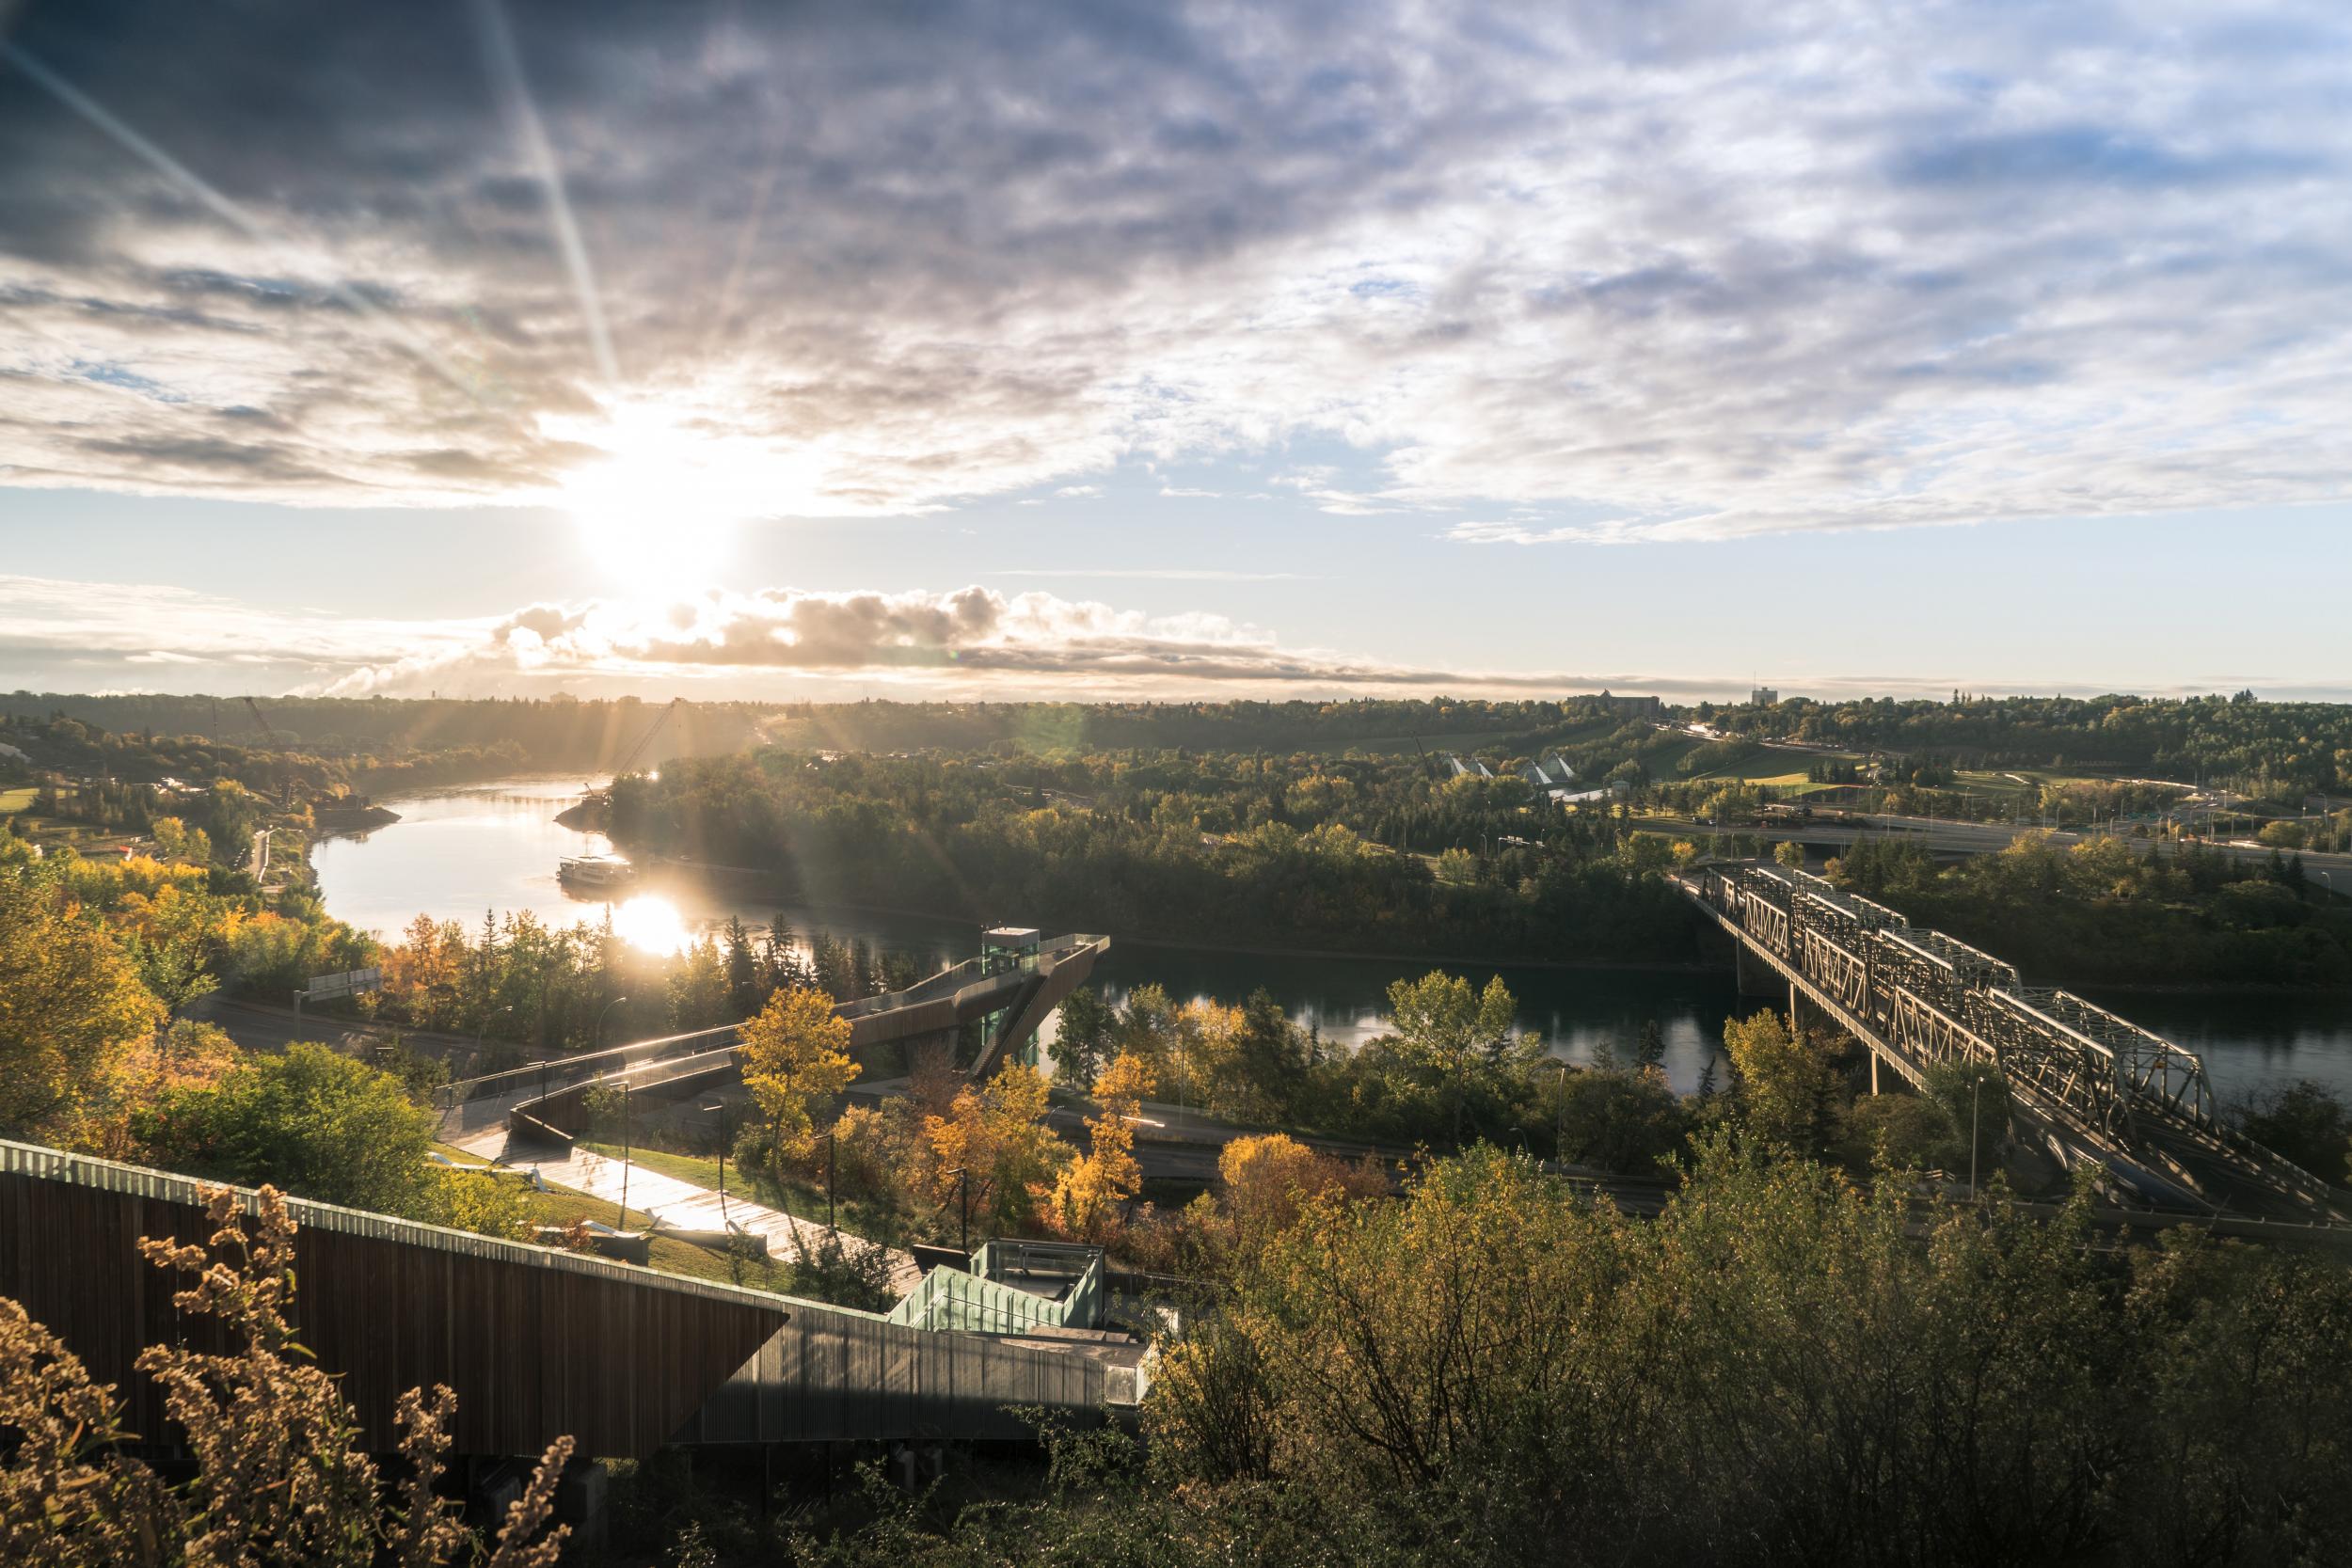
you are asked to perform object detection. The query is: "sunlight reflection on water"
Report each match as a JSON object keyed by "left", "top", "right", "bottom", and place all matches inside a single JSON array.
[{"left": 606, "top": 893, "right": 692, "bottom": 956}]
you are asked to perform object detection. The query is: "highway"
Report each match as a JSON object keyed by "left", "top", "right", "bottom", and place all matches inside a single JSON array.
[{"left": 1647, "top": 811, "right": 2352, "bottom": 891}]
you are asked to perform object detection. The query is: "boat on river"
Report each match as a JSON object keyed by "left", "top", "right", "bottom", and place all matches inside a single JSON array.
[{"left": 557, "top": 852, "right": 637, "bottom": 890}]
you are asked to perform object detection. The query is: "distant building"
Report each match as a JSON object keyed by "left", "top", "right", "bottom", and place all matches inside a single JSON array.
[
  {"left": 1590, "top": 690, "right": 1663, "bottom": 718},
  {"left": 1443, "top": 753, "right": 1494, "bottom": 780},
  {"left": 1751, "top": 687, "right": 1780, "bottom": 706},
  {"left": 1520, "top": 752, "right": 1578, "bottom": 788}
]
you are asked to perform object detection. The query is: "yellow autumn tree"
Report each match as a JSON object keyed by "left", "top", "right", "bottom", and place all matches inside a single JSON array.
[
  {"left": 0, "top": 861, "right": 167, "bottom": 1138},
  {"left": 1053, "top": 1051, "right": 1156, "bottom": 1242},
  {"left": 1723, "top": 1008, "right": 1845, "bottom": 1157},
  {"left": 739, "top": 985, "right": 859, "bottom": 1163}
]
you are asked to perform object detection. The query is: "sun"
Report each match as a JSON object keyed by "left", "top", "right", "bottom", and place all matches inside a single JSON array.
[
  {"left": 552, "top": 405, "right": 760, "bottom": 593},
  {"left": 576, "top": 506, "right": 731, "bottom": 593}
]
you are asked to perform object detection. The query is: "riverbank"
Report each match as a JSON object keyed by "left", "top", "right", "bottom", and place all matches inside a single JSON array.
[
  {"left": 310, "top": 777, "right": 2352, "bottom": 1102},
  {"left": 639, "top": 853, "right": 1719, "bottom": 974}
]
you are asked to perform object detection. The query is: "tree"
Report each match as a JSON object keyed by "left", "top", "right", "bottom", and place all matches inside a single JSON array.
[
  {"left": 924, "top": 1064, "right": 1067, "bottom": 1238},
  {"left": 2238, "top": 1079, "right": 2352, "bottom": 1185},
  {"left": 1050, "top": 985, "right": 1116, "bottom": 1088},
  {"left": 1921, "top": 1059, "right": 2010, "bottom": 1183},
  {"left": 1385, "top": 971, "right": 1525, "bottom": 1141},
  {"left": 1054, "top": 1052, "right": 1156, "bottom": 1241},
  {"left": 1773, "top": 838, "right": 1805, "bottom": 869},
  {"left": 0, "top": 861, "right": 167, "bottom": 1137},
  {"left": 1721, "top": 1009, "right": 1844, "bottom": 1157},
  {"left": 722, "top": 916, "right": 760, "bottom": 1018},
  {"left": 135, "top": 1044, "right": 438, "bottom": 1214},
  {"left": 1841, "top": 1092, "right": 1958, "bottom": 1172},
  {"left": 739, "top": 986, "right": 860, "bottom": 1163},
  {"left": 665, "top": 936, "right": 732, "bottom": 1031},
  {"left": 1224, "top": 988, "right": 1309, "bottom": 1126},
  {"left": 1554, "top": 1066, "right": 1689, "bottom": 1173},
  {"left": 1241, "top": 1131, "right": 1380, "bottom": 1225}
]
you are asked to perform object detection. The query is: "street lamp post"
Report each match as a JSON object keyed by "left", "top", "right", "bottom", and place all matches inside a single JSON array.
[
  {"left": 826, "top": 1125, "right": 837, "bottom": 1232},
  {"left": 1969, "top": 1077, "right": 1981, "bottom": 1200},
  {"left": 595, "top": 994, "right": 630, "bottom": 1049},
  {"left": 473, "top": 1004, "right": 513, "bottom": 1066},
  {"left": 617, "top": 1082, "right": 632, "bottom": 1229},
  {"left": 701, "top": 1101, "right": 731, "bottom": 1229},
  {"left": 1550, "top": 1059, "right": 1569, "bottom": 1158}
]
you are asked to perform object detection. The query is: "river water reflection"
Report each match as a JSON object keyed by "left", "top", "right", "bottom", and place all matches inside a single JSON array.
[{"left": 311, "top": 777, "right": 2352, "bottom": 1103}]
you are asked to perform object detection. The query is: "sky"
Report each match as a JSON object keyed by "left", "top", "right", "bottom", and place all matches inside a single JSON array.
[{"left": 2, "top": 0, "right": 2349, "bottom": 705}]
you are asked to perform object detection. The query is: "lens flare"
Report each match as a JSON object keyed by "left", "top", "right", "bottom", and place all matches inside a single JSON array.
[{"left": 607, "top": 893, "right": 693, "bottom": 955}]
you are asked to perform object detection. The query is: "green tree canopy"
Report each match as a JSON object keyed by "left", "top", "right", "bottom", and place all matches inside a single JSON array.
[{"left": 135, "top": 1043, "right": 437, "bottom": 1213}]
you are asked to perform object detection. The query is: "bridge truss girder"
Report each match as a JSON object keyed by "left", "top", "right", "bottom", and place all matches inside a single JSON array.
[{"left": 1680, "top": 861, "right": 2342, "bottom": 1222}]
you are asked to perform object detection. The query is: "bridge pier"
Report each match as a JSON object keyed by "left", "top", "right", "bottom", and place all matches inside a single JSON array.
[{"left": 1733, "top": 942, "right": 1780, "bottom": 1001}]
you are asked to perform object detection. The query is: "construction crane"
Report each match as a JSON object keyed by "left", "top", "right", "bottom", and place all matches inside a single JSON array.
[
  {"left": 237, "top": 697, "right": 303, "bottom": 808},
  {"left": 585, "top": 697, "right": 683, "bottom": 802}
]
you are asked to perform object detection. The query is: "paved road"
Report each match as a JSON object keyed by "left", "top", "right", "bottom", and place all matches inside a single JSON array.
[
  {"left": 1650, "top": 813, "right": 2352, "bottom": 891},
  {"left": 183, "top": 995, "right": 494, "bottom": 1064}
]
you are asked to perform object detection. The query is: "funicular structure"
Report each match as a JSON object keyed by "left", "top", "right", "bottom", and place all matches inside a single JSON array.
[{"left": 1677, "top": 861, "right": 2344, "bottom": 1222}]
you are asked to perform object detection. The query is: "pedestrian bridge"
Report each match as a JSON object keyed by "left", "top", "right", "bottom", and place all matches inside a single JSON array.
[
  {"left": 430, "top": 931, "right": 1110, "bottom": 1149},
  {"left": 1675, "top": 861, "right": 2348, "bottom": 1224}
]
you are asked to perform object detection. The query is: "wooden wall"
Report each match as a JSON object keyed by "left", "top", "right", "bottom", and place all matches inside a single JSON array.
[{"left": 0, "top": 1165, "right": 786, "bottom": 1460}]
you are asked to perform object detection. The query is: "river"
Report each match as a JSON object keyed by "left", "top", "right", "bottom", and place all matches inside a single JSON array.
[{"left": 310, "top": 777, "right": 2352, "bottom": 1104}]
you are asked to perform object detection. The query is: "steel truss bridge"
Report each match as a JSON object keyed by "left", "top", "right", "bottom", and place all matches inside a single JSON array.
[{"left": 1675, "top": 861, "right": 2349, "bottom": 1225}]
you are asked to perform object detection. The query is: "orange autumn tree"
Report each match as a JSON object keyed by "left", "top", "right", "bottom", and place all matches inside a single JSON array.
[
  {"left": 1214, "top": 1132, "right": 1386, "bottom": 1259},
  {"left": 1053, "top": 1051, "right": 1156, "bottom": 1243},
  {"left": 924, "top": 1064, "right": 1066, "bottom": 1238}
]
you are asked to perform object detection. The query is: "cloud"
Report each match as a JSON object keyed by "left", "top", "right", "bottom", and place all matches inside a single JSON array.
[
  {"left": 309, "top": 584, "right": 1491, "bottom": 696},
  {"left": 9, "top": 571, "right": 2352, "bottom": 705},
  {"left": 2, "top": 2, "right": 2349, "bottom": 540}
]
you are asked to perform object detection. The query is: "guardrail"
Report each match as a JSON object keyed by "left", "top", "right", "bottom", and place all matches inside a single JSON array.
[
  {"left": 435, "top": 1024, "right": 739, "bottom": 1110},
  {"left": 886, "top": 1241, "right": 1107, "bottom": 1336},
  {"left": 834, "top": 934, "right": 1104, "bottom": 1022}
]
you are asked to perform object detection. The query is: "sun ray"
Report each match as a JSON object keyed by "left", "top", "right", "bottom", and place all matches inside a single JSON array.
[
  {"left": 0, "top": 42, "right": 492, "bottom": 408},
  {"left": 470, "top": 0, "right": 618, "bottom": 386}
]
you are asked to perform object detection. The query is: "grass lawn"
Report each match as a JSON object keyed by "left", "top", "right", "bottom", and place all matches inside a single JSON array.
[
  {"left": 514, "top": 1182, "right": 809, "bottom": 1293},
  {"left": 0, "top": 786, "right": 35, "bottom": 816},
  {"left": 434, "top": 1144, "right": 818, "bottom": 1294},
  {"left": 1677, "top": 746, "right": 1870, "bottom": 788},
  {"left": 575, "top": 1139, "right": 904, "bottom": 1241}
]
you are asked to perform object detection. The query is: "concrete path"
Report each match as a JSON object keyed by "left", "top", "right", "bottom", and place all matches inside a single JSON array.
[{"left": 498, "top": 1141, "right": 921, "bottom": 1298}]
